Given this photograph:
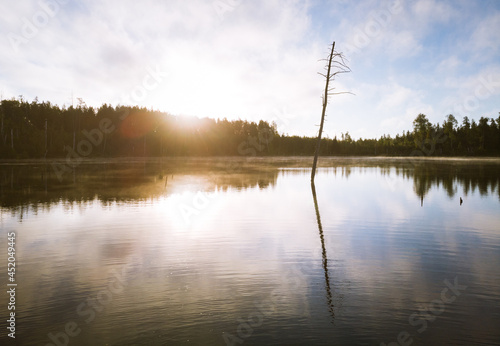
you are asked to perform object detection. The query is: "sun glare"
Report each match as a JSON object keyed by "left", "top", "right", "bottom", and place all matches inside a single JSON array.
[{"left": 176, "top": 114, "right": 200, "bottom": 129}]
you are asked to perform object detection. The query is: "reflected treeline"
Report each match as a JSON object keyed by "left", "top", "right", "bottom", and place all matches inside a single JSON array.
[
  {"left": 0, "top": 158, "right": 279, "bottom": 211},
  {"left": 397, "top": 160, "right": 500, "bottom": 202},
  {"left": 308, "top": 157, "right": 500, "bottom": 202},
  {"left": 1, "top": 158, "right": 499, "bottom": 212}
]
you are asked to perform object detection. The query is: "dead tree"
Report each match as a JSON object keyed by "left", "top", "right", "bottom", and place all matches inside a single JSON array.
[{"left": 311, "top": 41, "right": 351, "bottom": 183}]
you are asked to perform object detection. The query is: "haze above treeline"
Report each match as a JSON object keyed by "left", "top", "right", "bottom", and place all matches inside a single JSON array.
[{"left": 1, "top": 98, "right": 499, "bottom": 159}]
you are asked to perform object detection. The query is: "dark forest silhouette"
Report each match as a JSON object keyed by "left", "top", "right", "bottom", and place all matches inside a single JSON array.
[{"left": 1, "top": 98, "right": 499, "bottom": 159}]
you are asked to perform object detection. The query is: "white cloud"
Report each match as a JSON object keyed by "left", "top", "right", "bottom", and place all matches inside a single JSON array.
[
  {"left": 469, "top": 12, "right": 500, "bottom": 54},
  {"left": 386, "top": 30, "right": 422, "bottom": 59},
  {"left": 377, "top": 83, "right": 415, "bottom": 110},
  {"left": 412, "top": 0, "right": 457, "bottom": 23},
  {"left": 1, "top": 0, "right": 499, "bottom": 139},
  {"left": 439, "top": 65, "right": 500, "bottom": 119},
  {"left": 436, "top": 55, "right": 461, "bottom": 73}
]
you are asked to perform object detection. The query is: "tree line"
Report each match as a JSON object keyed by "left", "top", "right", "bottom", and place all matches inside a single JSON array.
[{"left": 1, "top": 98, "right": 499, "bottom": 159}]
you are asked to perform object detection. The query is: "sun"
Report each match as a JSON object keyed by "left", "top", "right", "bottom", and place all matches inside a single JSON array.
[{"left": 176, "top": 114, "right": 201, "bottom": 130}]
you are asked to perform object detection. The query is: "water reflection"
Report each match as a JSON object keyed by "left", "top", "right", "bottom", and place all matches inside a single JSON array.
[
  {"left": 1, "top": 158, "right": 499, "bottom": 212},
  {"left": 401, "top": 160, "right": 500, "bottom": 202},
  {"left": 311, "top": 181, "right": 335, "bottom": 323},
  {"left": 0, "top": 158, "right": 281, "bottom": 213},
  {"left": 0, "top": 157, "right": 499, "bottom": 344}
]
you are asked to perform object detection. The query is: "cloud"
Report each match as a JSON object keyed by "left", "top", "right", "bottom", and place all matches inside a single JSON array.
[
  {"left": 412, "top": 0, "right": 457, "bottom": 23},
  {"left": 386, "top": 30, "right": 422, "bottom": 59},
  {"left": 377, "top": 83, "right": 415, "bottom": 110},
  {"left": 436, "top": 55, "right": 461, "bottom": 74},
  {"left": 469, "top": 12, "right": 500, "bottom": 55},
  {"left": 439, "top": 65, "right": 500, "bottom": 119},
  {"left": 1, "top": 0, "right": 499, "bottom": 139}
]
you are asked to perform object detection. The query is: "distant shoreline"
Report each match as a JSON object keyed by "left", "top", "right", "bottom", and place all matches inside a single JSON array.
[{"left": 2, "top": 155, "right": 500, "bottom": 165}]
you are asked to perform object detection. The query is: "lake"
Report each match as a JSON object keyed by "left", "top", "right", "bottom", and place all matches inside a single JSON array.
[{"left": 1, "top": 157, "right": 500, "bottom": 345}]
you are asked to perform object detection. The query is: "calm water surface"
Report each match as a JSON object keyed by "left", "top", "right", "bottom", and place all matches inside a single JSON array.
[{"left": 1, "top": 157, "right": 499, "bottom": 345}]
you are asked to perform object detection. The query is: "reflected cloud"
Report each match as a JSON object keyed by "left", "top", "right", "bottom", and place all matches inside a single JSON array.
[{"left": 0, "top": 157, "right": 499, "bottom": 344}]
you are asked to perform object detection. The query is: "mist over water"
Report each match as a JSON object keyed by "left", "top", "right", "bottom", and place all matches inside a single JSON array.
[{"left": 1, "top": 157, "right": 499, "bottom": 345}]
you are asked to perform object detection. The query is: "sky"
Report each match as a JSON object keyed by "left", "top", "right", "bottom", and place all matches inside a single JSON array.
[{"left": 1, "top": 0, "right": 500, "bottom": 139}]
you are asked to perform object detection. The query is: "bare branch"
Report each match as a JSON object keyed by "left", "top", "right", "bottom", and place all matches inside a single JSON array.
[
  {"left": 331, "top": 91, "right": 355, "bottom": 95},
  {"left": 312, "top": 41, "right": 353, "bottom": 182}
]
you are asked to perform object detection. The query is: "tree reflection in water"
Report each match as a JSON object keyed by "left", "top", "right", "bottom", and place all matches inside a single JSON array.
[{"left": 311, "top": 181, "right": 335, "bottom": 323}]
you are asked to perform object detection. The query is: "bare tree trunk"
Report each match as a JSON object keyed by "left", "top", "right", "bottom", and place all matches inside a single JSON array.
[
  {"left": 102, "top": 133, "right": 107, "bottom": 154},
  {"left": 44, "top": 118, "right": 48, "bottom": 158},
  {"left": 312, "top": 42, "right": 336, "bottom": 183},
  {"left": 311, "top": 41, "right": 351, "bottom": 183}
]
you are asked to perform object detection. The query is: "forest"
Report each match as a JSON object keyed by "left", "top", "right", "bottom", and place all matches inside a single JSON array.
[{"left": 1, "top": 98, "right": 499, "bottom": 159}]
